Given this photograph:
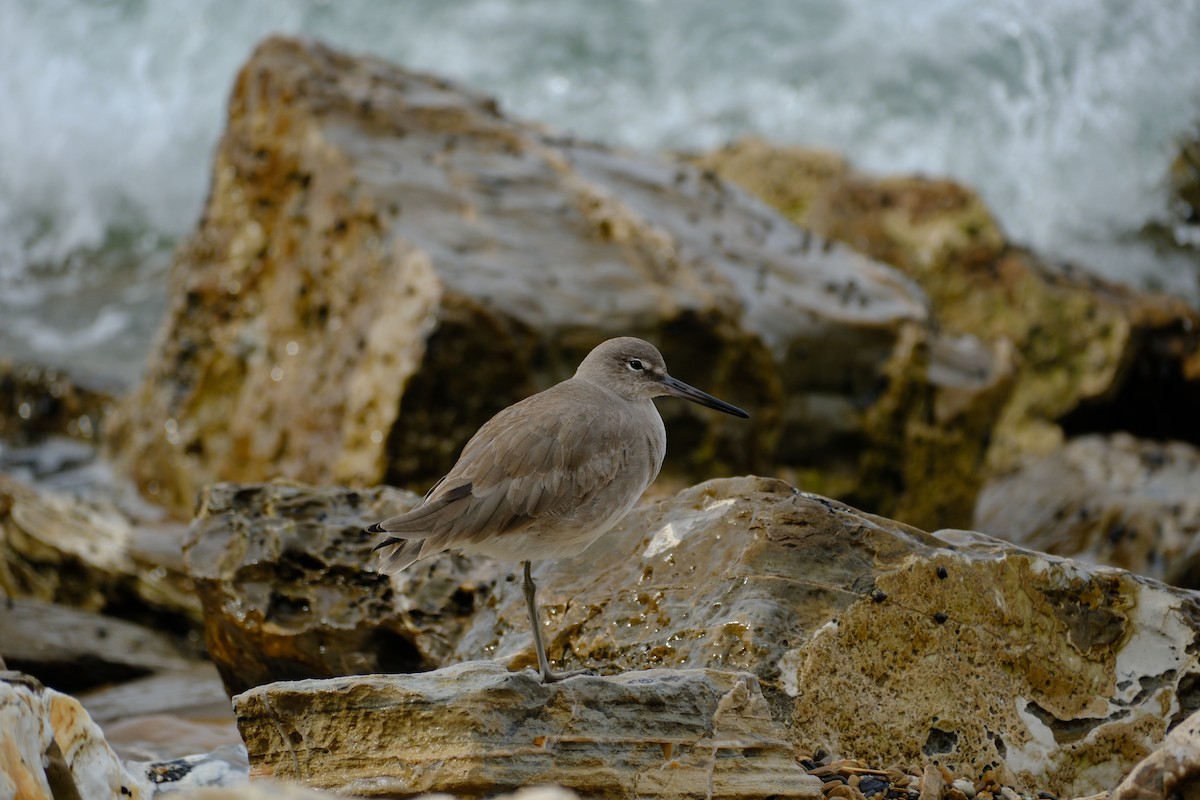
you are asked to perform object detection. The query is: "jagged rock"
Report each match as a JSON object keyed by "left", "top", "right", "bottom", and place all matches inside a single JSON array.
[
  {"left": 974, "top": 433, "right": 1200, "bottom": 587},
  {"left": 1110, "top": 707, "right": 1200, "bottom": 800},
  {"left": 0, "top": 472, "right": 200, "bottom": 625},
  {"left": 0, "top": 597, "right": 194, "bottom": 692},
  {"left": 695, "top": 137, "right": 1200, "bottom": 472},
  {"left": 104, "top": 36, "right": 1010, "bottom": 530},
  {"left": 184, "top": 477, "right": 1200, "bottom": 796},
  {"left": 232, "top": 661, "right": 821, "bottom": 799},
  {"left": 181, "top": 480, "right": 502, "bottom": 696}
]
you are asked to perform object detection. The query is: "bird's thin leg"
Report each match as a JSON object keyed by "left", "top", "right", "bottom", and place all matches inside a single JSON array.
[{"left": 522, "top": 560, "right": 589, "bottom": 683}]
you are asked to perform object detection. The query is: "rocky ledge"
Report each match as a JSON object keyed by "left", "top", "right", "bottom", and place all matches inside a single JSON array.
[
  {"left": 233, "top": 662, "right": 820, "bottom": 799},
  {"left": 183, "top": 475, "right": 1200, "bottom": 798}
]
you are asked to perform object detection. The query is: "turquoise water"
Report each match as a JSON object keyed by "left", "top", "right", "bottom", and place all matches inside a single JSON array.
[{"left": 2, "top": 0, "right": 1198, "bottom": 380}]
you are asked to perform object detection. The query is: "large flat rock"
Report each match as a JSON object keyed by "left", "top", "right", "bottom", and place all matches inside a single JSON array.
[
  {"left": 232, "top": 661, "right": 821, "bottom": 800},
  {"left": 105, "top": 36, "right": 1009, "bottom": 530}
]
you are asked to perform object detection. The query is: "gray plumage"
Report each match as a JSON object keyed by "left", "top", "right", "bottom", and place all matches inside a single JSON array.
[{"left": 366, "top": 336, "right": 748, "bottom": 681}]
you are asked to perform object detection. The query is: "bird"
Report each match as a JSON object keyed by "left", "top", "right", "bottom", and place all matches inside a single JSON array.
[{"left": 366, "top": 336, "right": 749, "bottom": 682}]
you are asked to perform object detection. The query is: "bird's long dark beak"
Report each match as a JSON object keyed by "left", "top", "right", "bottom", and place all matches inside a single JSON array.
[{"left": 660, "top": 374, "right": 749, "bottom": 418}]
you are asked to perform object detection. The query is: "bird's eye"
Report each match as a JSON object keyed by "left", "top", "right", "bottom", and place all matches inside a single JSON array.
[{"left": 627, "top": 359, "right": 645, "bottom": 371}]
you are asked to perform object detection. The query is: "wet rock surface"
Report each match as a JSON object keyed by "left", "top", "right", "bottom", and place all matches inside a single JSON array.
[
  {"left": 233, "top": 661, "right": 821, "bottom": 799},
  {"left": 187, "top": 475, "right": 1199, "bottom": 797},
  {"left": 975, "top": 433, "right": 1200, "bottom": 587},
  {"left": 103, "top": 36, "right": 1010, "bottom": 531}
]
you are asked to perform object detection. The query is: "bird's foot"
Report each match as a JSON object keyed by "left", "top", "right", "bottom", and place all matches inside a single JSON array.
[{"left": 537, "top": 666, "right": 594, "bottom": 683}]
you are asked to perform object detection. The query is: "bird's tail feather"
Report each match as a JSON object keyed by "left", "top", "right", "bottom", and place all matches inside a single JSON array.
[{"left": 373, "top": 536, "right": 426, "bottom": 574}]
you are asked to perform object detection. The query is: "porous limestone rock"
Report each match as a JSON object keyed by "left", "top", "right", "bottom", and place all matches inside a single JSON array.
[
  {"left": 184, "top": 476, "right": 1200, "bottom": 796},
  {"left": 181, "top": 480, "right": 503, "bottom": 696},
  {"left": 232, "top": 661, "right": 821, "bottom": 800},
  {"left": 695, "top": 137, "right": 1200, "bottom": 472},
  {"left": 974, "top": 433, "right": 1200, "bottom": 587},
  {"left": 104, "top": 36, "right": 1010, "bottom": 530}
]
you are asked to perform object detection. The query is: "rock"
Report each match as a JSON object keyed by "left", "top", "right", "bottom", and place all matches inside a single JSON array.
[
  {"left": 974, "top": 433, "right": 1200, "bottom": 587},
  {"left": 0, "top": 472, "right": 200, "bottom": 626},
  {"left": 185, "top": 476, "right": 1200, "bottom": 796},
  {"left": 79, "top": 663, "right": 241, "bottom": 762},
  {"left": 1110, "top": 707, "right": 1200, "bottom": 800},
  {"left": 0, "top": 360, "right": 116, "bottom": 447},
  {"left": 104, "top": 36, "right": 1009, "bottom": 530},
  {"left": 232, "top": 661, "right": 822, "bottom": 799},
  {"left": 0, "top": 597, "right": 194, "bottom": 692},
  {"left": 695, "top": 137, "right": 1200, "bottom": 472},
  {"left": 173, "top": 783, "right": 579, "bottom": 800},
  {"left": 181, "top": 480, "right": 501, "bottom": 696},
  {"left": 1, "top": 670, "right": 147, "bottom": 799},
  {"left": 0, "top": 670, "right": 248, "bottom": 799}
]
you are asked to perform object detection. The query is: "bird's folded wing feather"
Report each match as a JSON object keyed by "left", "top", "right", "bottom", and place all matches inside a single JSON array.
[{"left": 370, "top": 383, "right": 630, "bottom": 546}]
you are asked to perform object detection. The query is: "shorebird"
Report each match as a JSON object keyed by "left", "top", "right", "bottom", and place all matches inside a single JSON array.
[{"left": 367, "top": 336, "right": 748, "bottom": 682}]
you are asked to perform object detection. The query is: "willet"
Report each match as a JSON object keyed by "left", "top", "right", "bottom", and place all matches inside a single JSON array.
[{"left": 367, "top": 336, "right": 749, "bottom": 681}]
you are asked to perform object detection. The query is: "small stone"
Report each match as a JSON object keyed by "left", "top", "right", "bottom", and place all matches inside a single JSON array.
[
  {"left": 918, "top": 765, "right": 944, "bottom": 800},
  {"left": 999, "top": 787, "right": 1021, "bottom": 800},
  {"left": 871, "top": 588, "right": 888, "bottom": 603},
  {"left": 860, "top": 776, "right": 890, "bottom": 797},
  {"left": 937, "top": 566, "right": 949, "bottom": 579},
  {"left": 952, "top": 778, "right": 976, "bottom": 798},
  {"left": 946, "top": 789, "right": 969, "bottom": 800}
]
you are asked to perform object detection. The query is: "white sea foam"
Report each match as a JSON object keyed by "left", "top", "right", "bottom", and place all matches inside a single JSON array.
[{"left": 1, "top": 0, "right": 1198, "bottom": 375}]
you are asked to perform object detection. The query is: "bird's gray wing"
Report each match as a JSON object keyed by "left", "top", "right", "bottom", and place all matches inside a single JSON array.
[{"left": 370, "top": 382, "right": 634, "bottom": 572}]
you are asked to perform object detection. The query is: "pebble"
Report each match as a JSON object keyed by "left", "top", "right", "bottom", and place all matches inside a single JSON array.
[{"left": 800, "top": 758, "right": 1051, "bottom": 800}]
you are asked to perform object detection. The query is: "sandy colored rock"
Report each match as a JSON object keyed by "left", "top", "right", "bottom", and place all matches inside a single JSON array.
[
  {"left": 974, "top": 433, "right": 1200, "bottom": 587},
  {"left": 1110, "top": 706, "right": 1200, "bottom": 800},
  {"left": 233, "top": 661, "right": 821, "bottom": 800},
  {"left": 695, "top": 137, "right": 1200, "bottom": 472},
  {"left": 104, "top": 36, "right": 1010, "bottom": 530},
  {"left": 185, "top": 476, "right": 1199, "bottom": 796}
]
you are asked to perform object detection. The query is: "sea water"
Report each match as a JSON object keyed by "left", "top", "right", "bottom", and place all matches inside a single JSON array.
[{"left": 2, "top": 0, "right": 1199, "bottom": 381}]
